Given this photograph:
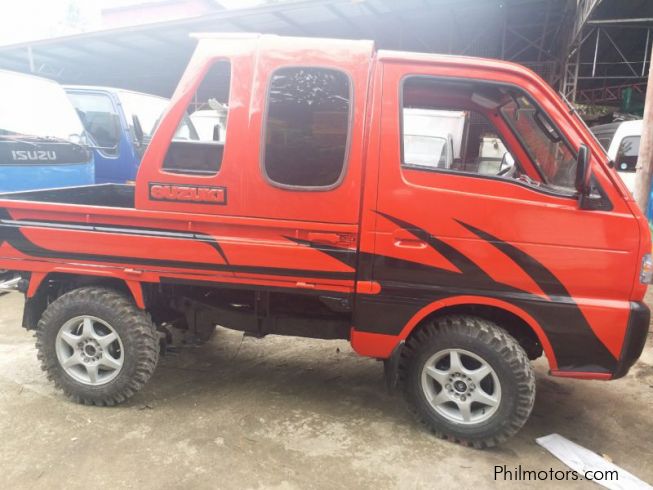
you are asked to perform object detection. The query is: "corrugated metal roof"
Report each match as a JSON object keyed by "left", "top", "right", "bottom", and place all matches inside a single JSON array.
[{"left": 0, "top": 0, "right": 571, "bottom": 96}]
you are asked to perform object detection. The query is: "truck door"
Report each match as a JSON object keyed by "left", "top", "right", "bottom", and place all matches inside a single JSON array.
[
  {"left": 66, "top": 89, "right": 128, "bottom": 184},
  {"left": 137, "top": 35, "right": 373, "bottom": 294},
  {"left": 356, "top": 57, "right": 640, "bottom": 375}
]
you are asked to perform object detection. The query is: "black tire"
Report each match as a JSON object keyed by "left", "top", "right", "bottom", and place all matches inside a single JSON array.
[
  {"left": 399, "top": 315, "right": 535, "bottom": 448},
  {"left": 35, "top": 287, "right": 159, "bottom": 406}
]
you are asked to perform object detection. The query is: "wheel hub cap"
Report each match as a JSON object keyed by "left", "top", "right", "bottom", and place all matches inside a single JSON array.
[
  {"left": 55, "top": 315, "right": 124, "bottom": 386},
  {"left": 453, "top": 380, "right": 467, "bottom": 393},
  {"left": 421, "top": 348, "right": 502, "bottom": 425}
]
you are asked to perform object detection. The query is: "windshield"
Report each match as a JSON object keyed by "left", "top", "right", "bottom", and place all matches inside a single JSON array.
[
  {"left": 561, "top": 92, "right": 611, "bottom": 161},
  {"left": 0, "top": 71, "right": 84, "bottom": 140},
  {"left": 117, "top": 90, "right": 197, "bottom": 141},
  {"left": 501, "top": 95, "right": 577, "bottom": 192}
]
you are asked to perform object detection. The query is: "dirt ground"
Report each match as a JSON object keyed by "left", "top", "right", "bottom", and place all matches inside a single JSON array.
[{"left": 0, "top": 291, "right": 652, "bottom": 490}]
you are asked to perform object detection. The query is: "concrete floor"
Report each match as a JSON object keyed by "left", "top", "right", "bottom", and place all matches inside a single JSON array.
[{"left": 0, "top": 292, "right": 652, "bottom": 489}]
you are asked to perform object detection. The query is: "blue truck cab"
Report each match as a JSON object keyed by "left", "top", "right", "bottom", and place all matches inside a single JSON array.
[
  {"left": 0, "top": 70, "right": 93, "bottom": 192},
  {"left": 65, "top": 86, "right": 199, "bottom": 183}
]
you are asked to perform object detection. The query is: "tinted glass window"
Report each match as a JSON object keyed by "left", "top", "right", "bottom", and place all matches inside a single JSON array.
[
  {"left": 615, "top": 135, "right": 640, "bottom": 172},
  {"left": 162, "top": 61, "right": 230, "bottom": 175},
  {"left": 67, "top": 92, "right": 120, "bottom": 156},
  {"left": 264, "top": 67, "right": 350, "bottom": 188}
]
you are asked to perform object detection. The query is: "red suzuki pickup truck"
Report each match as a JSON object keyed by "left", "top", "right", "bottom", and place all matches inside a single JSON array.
[{"left": 0, "top": 34, "right": 650, "bottom": 448}]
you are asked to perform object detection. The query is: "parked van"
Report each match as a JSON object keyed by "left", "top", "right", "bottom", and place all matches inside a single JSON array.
[
  {"left": 65, "top": 86, "right": 198, "bottom": 183},
  {"left": 0, "top": 70, "right": 93, "bottom": 192},
  {"left": 591, "top": 120, "right": 642, "bottom": 192}
]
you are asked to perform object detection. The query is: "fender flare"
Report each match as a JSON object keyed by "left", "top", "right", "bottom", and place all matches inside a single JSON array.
[
  {"left": 396, "top": 295, "right": 557, "bottom": 369},
  {"left": 26, "top": 270, "right": 145, "bottom": 309},
  {"left": 351, "top": 294, "right": 557, "bottom": 370}
]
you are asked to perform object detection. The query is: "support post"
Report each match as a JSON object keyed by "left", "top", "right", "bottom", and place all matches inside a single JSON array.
[
  {"left": 634, "top": 42, "right": 653, "bottom": 213},
  {"left": 592, "top": 28, "right": 600, "bottom": 77},
  {"left": 27, "top": 45, "right": 35, "bottom": 73}
]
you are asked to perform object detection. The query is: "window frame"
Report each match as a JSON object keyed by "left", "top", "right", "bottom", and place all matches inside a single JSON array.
[
  {"left": 260, "top": 65, "right": 354, "bottom": 192},
  {"left": 67, "top": 89, "right": 121, "bottom": 159},
  {"left": 398, "top": 74, "right": 583, "bottom": 200},
  {"left": 499, "top": 94, "right": 578, "bottom": 193},
  {"left": 159, "top": 58, "right": 232, "bottom": 178}
]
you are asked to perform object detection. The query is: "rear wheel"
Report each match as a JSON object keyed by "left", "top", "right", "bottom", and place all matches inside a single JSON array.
[
  {"left": 36, "top": 287, "right": 159, "bottom": 405},
  {"left": 400, "top": 315, "right": 535, "bottom": 448}
]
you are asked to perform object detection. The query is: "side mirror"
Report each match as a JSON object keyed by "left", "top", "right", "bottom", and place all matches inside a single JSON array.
[
  {"left": 575, "top": 144, "right": 592, "bottom": 196},
  {"left": 132, "top": 114, "right": 144, "bottom": 146}
]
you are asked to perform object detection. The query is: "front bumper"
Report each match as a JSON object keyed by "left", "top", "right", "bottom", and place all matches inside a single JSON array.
[{"left": 612, "top": 301, "right": 650, "bottom": 379}]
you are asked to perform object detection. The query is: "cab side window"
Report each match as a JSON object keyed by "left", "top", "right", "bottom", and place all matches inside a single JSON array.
[
  {"left": 500, "top": 95, "right": 577, "bottom": 191},
  {"left": 162, "top": 61, "right": 231, "bottom": 176},
  {"left": 263, "top": 67, "right": 351, "bottom": 189},
  {"left": 401, "top": 78, "right": 518, "bottom": 181},
  {"left": 403, "top": 107, "right": 513, "bottom": 177},
  {"left": 402, "top": 77, "right": 582, "bottom": 196}
]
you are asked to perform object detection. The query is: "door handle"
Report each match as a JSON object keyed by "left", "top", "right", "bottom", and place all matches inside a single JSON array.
[
  {"left": 393, "top": 229, "right": 427, "bottom": 249},
  {"left": 307, "top": 232, "right": 342, "bottom": 244}
]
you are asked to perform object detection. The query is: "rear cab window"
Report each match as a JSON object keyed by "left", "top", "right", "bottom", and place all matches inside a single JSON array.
[{"left": 262, "top": 67, "right": 351, "bottom": 189}]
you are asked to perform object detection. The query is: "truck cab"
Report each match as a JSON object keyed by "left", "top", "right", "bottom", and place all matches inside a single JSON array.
[
  {"left": 0, "top": 70, "right": 93, "bottom": 192},
  {"left": 0, "top": 34, "right": 649, "bottom": 448},
  {"left": 65, "top": 86, "right": 198, "bottom": 183}
]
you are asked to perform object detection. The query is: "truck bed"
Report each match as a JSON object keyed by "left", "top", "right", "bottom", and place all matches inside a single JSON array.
[
  {"left": 0, "top": 182, "right": 356, "bottom": 296},
  {"left": 0, "top": 184, "right": 135, "bottom": 208}
]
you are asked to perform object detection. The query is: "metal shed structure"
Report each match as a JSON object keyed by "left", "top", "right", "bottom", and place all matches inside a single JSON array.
[
  {"left": 563, "top": 0, "right": 653, "bottom": 106},
  {"left": 0, "top": 0, "right": 650, "bottom": 107}
]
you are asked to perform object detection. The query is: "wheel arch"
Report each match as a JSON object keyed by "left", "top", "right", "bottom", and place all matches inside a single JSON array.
[
  {"left": 398, "top": 296, "right": 557, "bottom": 370},
  {"left": 22, "top": 271, "right": 145, "bottom": 330}
]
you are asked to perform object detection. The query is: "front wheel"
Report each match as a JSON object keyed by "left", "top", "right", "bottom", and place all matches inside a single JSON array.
[
  {"left": 36, "top": 287, "right": 160, "bottom": 405},
  {"left": 400, "top": 315, "right": 535, "bottom": 448}
]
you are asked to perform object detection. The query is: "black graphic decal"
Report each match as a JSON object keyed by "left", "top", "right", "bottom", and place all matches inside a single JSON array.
[
  {"left": 284, "top": 236, "right": 357, "bottom": 269},
  {"left": 376, "top": 211, "right": 493, "bottom": 282},
  {"left": 5, "top": 216, "right": 230, "bottom": 265},
  {"left": 0, "top": 208, "right": 352, "bottom": 281},
  {"left": 301, "top": 212, "right": 618, "bottom": 374},
  {"left": 456, "top": 220, "right": 569, "bottom": 299}
]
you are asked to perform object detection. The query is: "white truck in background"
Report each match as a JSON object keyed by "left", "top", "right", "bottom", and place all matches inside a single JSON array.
[
  {"left": 402, "top": 108, "right": 510, "bottom": 175},
  {"left": 402, "top": 108, "right": 466, "bottom": 169},
  {"left": 591, "top": 119, "right": 642, "bottom": 193}
]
